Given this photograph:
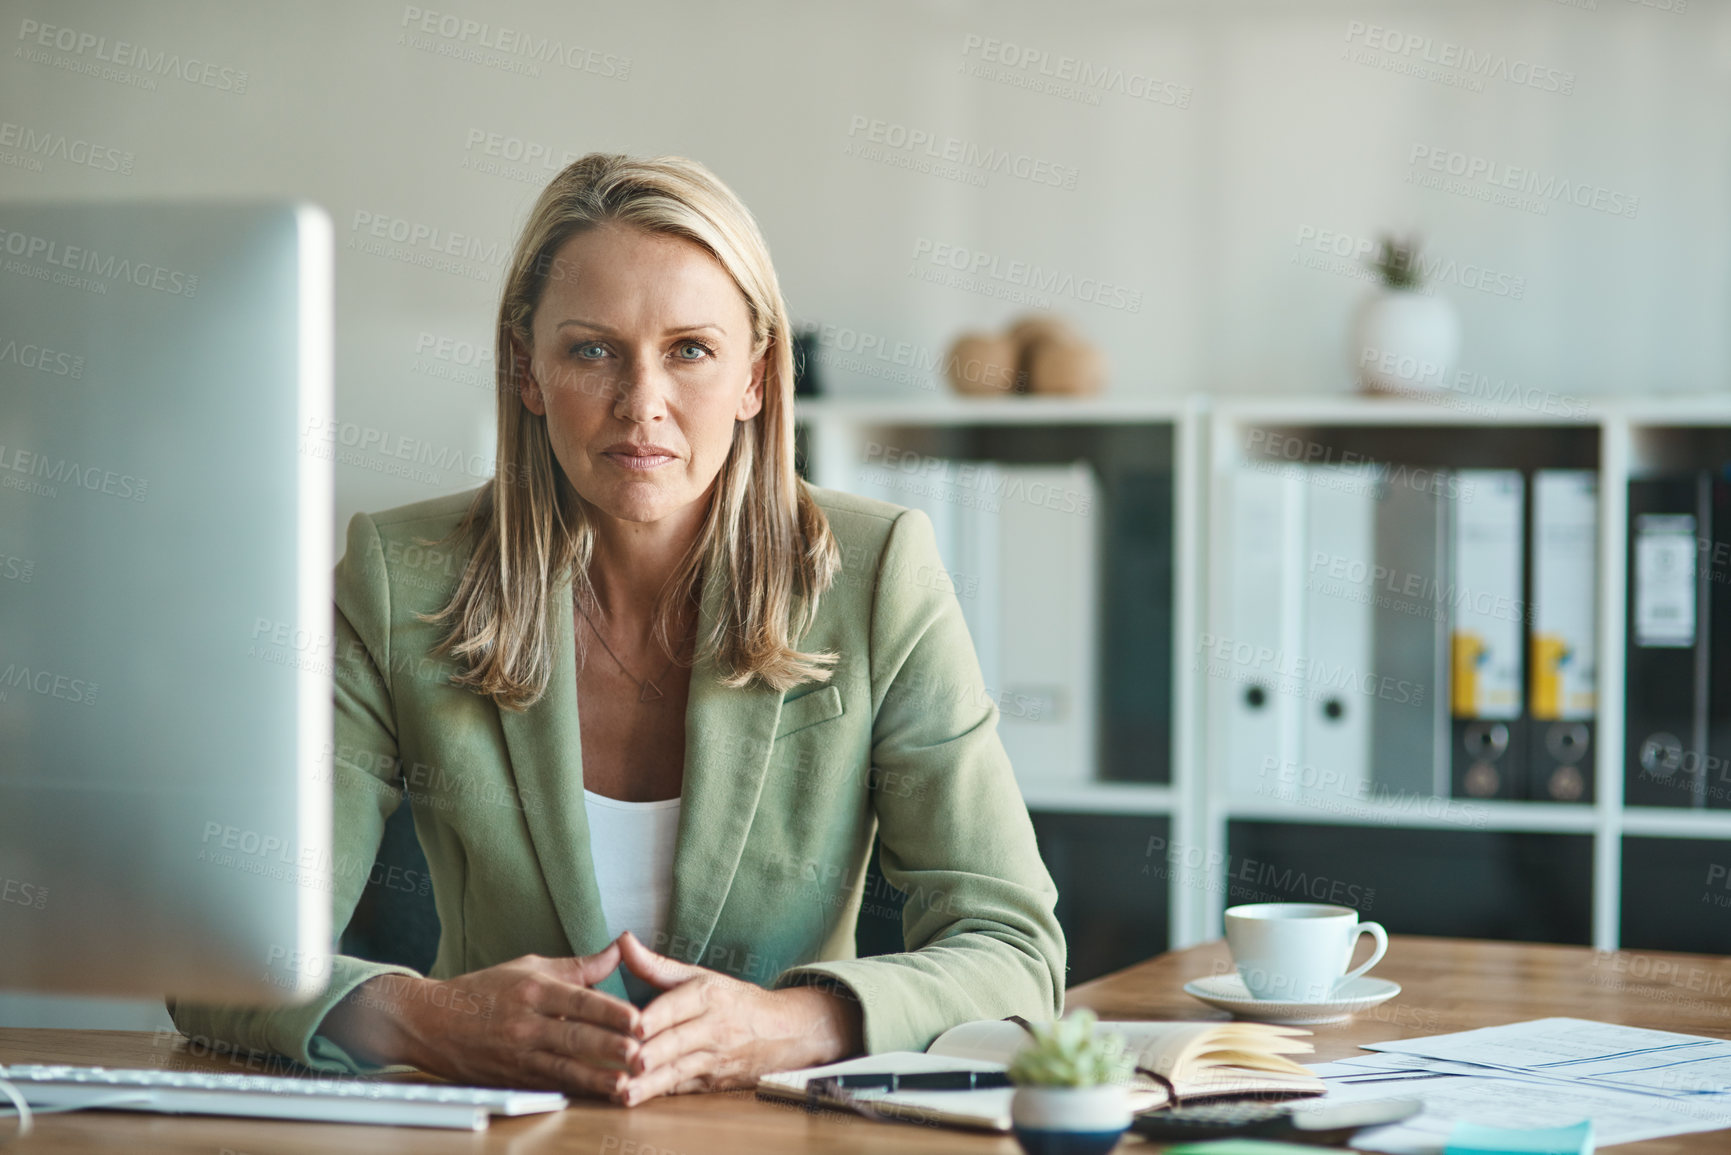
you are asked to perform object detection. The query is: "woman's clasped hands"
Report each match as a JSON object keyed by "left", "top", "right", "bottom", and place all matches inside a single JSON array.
[{"left": 342, "top": 931, "right": 861, "bottom": 1106}]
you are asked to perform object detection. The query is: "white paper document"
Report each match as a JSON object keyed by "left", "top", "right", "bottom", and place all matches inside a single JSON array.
[
  {"left": 1307, "top": 1019, "right": 1731, "bottom": 1154},
  {"left": 1365, "top": 1017, "right": 1731, "bottom": 1095}
]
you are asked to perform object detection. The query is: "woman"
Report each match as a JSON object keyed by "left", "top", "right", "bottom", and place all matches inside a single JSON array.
[{"left": 169, "top": 154, "right": 1065, "bottom": 1105}]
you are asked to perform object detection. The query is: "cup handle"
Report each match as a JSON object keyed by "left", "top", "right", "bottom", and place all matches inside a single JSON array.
[{"left": 1341, "top": 921, "right": 1388, "bottom": 985}]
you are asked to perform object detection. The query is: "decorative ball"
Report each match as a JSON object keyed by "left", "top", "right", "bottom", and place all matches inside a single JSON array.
[
  {"left": 1008, "top": 313, "right": 1075, "bottom": 348},
  {"left": 946, "top": 331, "right": 1022, "bottom": 395},
  {"left": 1024, "top": 337, "right": 1107, "bottom": 396}
]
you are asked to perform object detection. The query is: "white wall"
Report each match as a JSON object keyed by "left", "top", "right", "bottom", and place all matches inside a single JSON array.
[
  {"left": 4, "top": 0, "right": 1727, "bottom": 531},
  {"left": 3, "top": 0, "right": 1726, "bottom": 1025}
]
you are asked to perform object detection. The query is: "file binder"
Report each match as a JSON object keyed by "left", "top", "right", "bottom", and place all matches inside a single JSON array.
[
  {"left": 1213, "top": 465, "right": 1305, "bottom": 796},
  {"left": 986, "top": 462, "right": 1100, "bottom": 788},
  {"left": 1450, "top": 470, "right": 1527, "bottom": 799},
  {"left": 1528, "top": 471, "right": 1599, "bottom": 802},
  {"left": 1709, "top": 475, "right": 1731, "bottom": 810},
  {"left": 1369, "top": 474, "right": 1451, "bottom": 799},
  {"left": 1299, "top": 464, "right": 1379, "bottom": 801},
  {"left": 952, "top": 463, "right": 1001, "bottom": 699},
  {"left": 855, "top": 457, "right": 1100, "bottom": 789},
  {"left": 1624, "top": 475, "right": 1709, "bottom": 808}
]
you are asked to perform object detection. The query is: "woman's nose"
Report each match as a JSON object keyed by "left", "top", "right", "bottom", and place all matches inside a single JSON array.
[{"left": 611, "top": 357, "right": 669, "bottom": 423}]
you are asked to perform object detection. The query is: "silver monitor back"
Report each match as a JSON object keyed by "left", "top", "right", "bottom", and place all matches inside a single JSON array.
[{"left": 0, "top": 202, "right": 333, "bottom": 1004}]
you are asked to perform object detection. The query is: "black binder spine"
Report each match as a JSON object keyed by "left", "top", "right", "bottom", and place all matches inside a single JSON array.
[
  {"left": 1624, "top": 475, "right": 1710, "bottom": 808},
  {"left": 1707, "top": 474, "right": 1731, "bottom": 809}
]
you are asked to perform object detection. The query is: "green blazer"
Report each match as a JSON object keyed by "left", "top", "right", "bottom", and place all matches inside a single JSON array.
[{"left": 169, "top": 483, "right": 1065, "bottom": 1073}]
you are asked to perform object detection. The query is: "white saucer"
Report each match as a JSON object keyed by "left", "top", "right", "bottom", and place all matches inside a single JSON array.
[{"left": 1181, "top": 974, "right": 1402, "bottom": 1024}]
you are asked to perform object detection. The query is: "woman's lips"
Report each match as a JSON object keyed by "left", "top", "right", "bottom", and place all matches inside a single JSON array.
[{"left": 602, "top": 447, "right": 677, "bottom": 471}]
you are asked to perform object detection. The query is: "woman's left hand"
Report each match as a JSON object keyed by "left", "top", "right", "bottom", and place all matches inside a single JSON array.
[{"left": 614, "top": 931, "right": 863, "bottom": 1105}]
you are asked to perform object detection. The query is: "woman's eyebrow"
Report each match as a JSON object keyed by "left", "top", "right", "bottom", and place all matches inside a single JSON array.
[{"left": 553, "top": 319, "right": 727, "bottom": 336}]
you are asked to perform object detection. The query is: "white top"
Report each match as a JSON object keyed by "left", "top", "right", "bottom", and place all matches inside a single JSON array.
[{"left": 582, "top": 789, "right": 681, "bottom": 947}]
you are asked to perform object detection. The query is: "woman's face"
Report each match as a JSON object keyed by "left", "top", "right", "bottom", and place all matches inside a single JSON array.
[{"left": 519, "top": 222, "right": 764, "bottom": 530}]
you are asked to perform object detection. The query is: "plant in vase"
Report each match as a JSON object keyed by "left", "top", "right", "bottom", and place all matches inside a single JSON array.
[
  {"left": 1351, "top": 232, "right": 1461, "bottom": 396},
  {"left": 1007, "top": 1009, "right": 1135, "bottom": 1155}
]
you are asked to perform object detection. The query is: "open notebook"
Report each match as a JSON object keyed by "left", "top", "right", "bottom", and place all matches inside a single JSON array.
[{"left": 756, "top": 1018, "right": 1324, "bottom": 1132}]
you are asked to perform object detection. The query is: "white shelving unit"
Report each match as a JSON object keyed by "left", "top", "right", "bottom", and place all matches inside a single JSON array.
[{"left": 795, "top": 394, "right": 1731, "bottom": 956}]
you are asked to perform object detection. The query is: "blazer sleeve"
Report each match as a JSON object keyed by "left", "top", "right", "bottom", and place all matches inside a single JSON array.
[
  {"left": 774, "top": 508, "right": 1067, "bottom": 1051},
  {"left": 167, "top": 512, "right": 423, "bottom": 1073}
]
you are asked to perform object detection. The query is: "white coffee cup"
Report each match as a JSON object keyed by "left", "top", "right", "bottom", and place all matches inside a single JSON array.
[{"left": 1224, "top": 902, "right": 1387, "bottom": 1003}]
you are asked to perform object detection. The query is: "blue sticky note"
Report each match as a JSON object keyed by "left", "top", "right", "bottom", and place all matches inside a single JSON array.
[{"left": 1444, "top": 1119, "right": 1594, "bottom": 1155}]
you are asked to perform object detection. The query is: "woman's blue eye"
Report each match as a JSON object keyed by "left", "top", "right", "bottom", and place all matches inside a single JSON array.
[
  {"left": 572, "top": 342, "right": 606, "bottom": 359},
  {"left": 677, "top": 341, "right": 711, "bottom": 360}
]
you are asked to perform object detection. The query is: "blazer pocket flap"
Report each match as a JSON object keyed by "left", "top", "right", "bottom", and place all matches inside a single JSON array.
[{"left": 775, "top": 684, "right": 844, "bottom": 740}]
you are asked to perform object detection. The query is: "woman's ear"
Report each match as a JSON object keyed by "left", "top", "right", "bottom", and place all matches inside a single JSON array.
[
  {"left": 736, "top": 352, "right": 766, "bottom": 422},
  {"left": 514, "top": 337, "right": 547, "bottom": 416}
]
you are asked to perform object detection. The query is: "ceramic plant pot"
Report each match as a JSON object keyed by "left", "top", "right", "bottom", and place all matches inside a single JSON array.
[
  {"left": 1009, "top": 1084, "right": 1132, "bottom": 1155},
  {"left": 1352, "top": 288, "right": 1460, "bottom": 394}
]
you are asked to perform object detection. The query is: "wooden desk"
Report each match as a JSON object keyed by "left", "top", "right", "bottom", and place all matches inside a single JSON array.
[{"left": 3, "top": 937, "right": 1728, "bottom": 1153}]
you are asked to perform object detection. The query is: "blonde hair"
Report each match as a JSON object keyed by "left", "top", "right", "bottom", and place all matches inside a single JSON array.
[{"left": 427, "top": 153, "right": 839, "bottom": 711}]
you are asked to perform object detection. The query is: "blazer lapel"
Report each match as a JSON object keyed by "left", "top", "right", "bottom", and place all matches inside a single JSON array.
[
  {"left": 661, "top": 576, "right": 784, "bottom": 966},
  {"left": 496, "top": 575, "right": 621, "bottom": 976}
]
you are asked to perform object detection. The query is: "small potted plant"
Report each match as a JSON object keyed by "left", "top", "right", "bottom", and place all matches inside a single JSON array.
[
  {"left": 1007, "top": 1009, "right": 1135, "bottom": 1155},
  {"left": 1351, "top": 232, "right": 1460, "bottom": 396}
]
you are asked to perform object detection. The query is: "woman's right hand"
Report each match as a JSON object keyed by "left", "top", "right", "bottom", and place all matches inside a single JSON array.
[{"left": 321, "top": 941, "right": 642, "bottom": 1099}]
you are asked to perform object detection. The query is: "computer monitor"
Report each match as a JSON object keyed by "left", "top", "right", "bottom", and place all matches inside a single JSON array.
[{"left": 0, "top": 202, "right": 334, "bottom": 1005}]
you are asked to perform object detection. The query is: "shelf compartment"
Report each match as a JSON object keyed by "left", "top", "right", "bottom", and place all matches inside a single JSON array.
[
  {"left": 1225, "top": 820, "right": 1593, "bottom": 945},
  {"left": 1620, "top": 835, "right": 1731, "bottom": 955},
  {"left": 1032, "top": 811, "right": 1172, "bottom": 984}
]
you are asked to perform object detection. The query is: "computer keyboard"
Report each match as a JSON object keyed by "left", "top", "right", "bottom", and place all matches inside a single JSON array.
[{"left": 0, "top": 1064, "right": 568, "bottom": 1131}]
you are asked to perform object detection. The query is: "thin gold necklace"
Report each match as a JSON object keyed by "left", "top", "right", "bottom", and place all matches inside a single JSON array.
[{"left": 574, "top": 595, "right": 681, "bottom": 704}]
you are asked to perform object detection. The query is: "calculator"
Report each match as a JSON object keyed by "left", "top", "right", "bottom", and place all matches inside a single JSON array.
[{"left": 1130, "top": 1098, "right": 1422, "bottom": 1145}]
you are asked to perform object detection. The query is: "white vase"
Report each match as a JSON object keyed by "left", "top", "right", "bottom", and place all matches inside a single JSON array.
[
  {"left": 1351, "top": 288, "right": 1461, "bottom": 394},
  {"left": 1010, "top": 1084, "right": 1131, "bottom": 1155}
]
